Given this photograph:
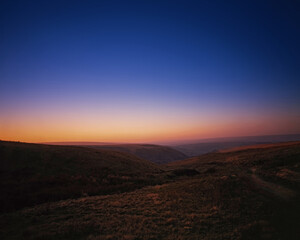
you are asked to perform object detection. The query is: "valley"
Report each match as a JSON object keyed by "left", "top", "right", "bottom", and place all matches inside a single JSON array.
[{"left": 0, "top": 141, "right": 299, "bottom": 239}]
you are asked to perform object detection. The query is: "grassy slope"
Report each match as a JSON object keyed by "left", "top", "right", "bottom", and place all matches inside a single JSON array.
[
  {"left": 219, "top": 141, "right": 300, "bottom": 153},
  {"left": 0, "top": 141, "right": 163, "bottom": 213},
  {"left": 173, "top": 135, "right": 300, "bottom": 157},
  {"left": 87, "top": 144, "right": 188, "bottom": 164},
  {"left": 173, "top": 141, "right": 257, "bottom": 156},
  {"left": 0, "top": 142, "right": 300, "bottom": 239}
]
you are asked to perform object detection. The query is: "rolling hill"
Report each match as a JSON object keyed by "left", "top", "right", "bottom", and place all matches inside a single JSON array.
[
  {"left": 168, "top": 141, "right": 300, "bottom": 170},
  {"left": 173, "top": 134, "right": 300, "bottom": 157},
  {"left": 0, "top": 141, "right": 299, "bottom": 239},
  {"left": 0, "top": 141, "right": 163, "bottom": 213},
  {"left": 219, "top": 141, "right": 300, "bottom": 153},
  {"left": 86, "top": 144, "right": 188, "bottom": 164}
]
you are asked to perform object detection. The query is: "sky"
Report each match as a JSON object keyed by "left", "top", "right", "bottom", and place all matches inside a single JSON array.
[{"left": 0, "top": 0, "right": 299, "bottom": 143}]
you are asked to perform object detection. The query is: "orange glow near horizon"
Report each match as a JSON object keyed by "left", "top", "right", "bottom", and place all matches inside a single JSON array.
[{"left": 1, "top": 105, "right": 299, "bottom": 144}]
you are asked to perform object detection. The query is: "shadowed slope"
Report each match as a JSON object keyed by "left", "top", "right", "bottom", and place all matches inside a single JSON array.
[
  {"left": 87, "top": 144, "right": 188, "bottom": 164},
  {"left": 0, "top": 141, "right": 162, "bottom": 213}
]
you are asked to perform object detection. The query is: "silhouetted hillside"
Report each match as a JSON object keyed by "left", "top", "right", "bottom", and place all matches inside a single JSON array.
[
  {"left": 0, "top": 141, "right": 163, "bottom": 213},
  {"left": 87, "top": 144, "right": 188, "bottom": 164}
]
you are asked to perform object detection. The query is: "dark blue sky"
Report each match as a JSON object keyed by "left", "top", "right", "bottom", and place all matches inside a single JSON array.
[{"left": 0, "top": 0, "right": 299, "bottom": 142}]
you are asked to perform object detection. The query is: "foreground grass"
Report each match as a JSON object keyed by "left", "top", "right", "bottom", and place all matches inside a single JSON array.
[{"left": 1, "top": 170, "right": 299, "bottom": 239}]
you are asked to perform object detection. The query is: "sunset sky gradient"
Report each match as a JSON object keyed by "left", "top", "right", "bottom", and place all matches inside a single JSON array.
[{"left": 1, "top": 0, "right": 299, "bottom": 143}]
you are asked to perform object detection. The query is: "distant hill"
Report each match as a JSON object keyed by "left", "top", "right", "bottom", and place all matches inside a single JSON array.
[
  {"left": 86, "top": 144, "right": 188, "bottom": 164},
  {"left": 42, "top": 141, "right": 120, "bottom": 145},
  {"left": 0, "top": 141, "right": 162, "bottom": 213},
  {"left": 173, "top": 134, "right": 300, "bottom": 156},
  {"left": 168, "top": 141, "right": 300, "bottom": 170},
  {"left": 219, "top": 141, "right": 300, "bottom": 153}
]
